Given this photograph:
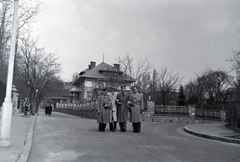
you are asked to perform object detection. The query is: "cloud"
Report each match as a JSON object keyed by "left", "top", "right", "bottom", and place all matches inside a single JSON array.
[{"left": 32, "top": 0, "right": 240, "bottom": 83}]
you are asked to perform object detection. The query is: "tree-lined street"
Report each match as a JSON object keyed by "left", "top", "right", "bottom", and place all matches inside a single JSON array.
[{"left": 28, "top": 110, "right": 240, "bottom": 162}]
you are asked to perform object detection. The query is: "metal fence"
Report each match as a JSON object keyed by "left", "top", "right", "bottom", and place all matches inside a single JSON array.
[
  {"left": 154, "top": 105, "right": 188, "bottom": 115},
  {"left": 195, "top": 109, "right": 221, "bottom": 119},
  {"left": 154, "top": 105, "right": 222, "bottom": 119}
]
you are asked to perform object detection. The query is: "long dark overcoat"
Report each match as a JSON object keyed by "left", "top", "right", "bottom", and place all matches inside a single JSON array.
[
  {"left": 97, "top": 94, "right": 111, "bottom": 124},
  {"left": 129, "top": 92, "right": 144, "bottom": 123},
  {"left": 48, "top": 105, "right": 52, "bottom": 114},
  {"left": 116, "top": 91, "right": 129, "bottom": 122}
]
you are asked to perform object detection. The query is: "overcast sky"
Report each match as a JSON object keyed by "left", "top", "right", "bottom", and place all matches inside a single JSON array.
[{"left": 32, "top": 0, "right": 240, "bottom": 84}]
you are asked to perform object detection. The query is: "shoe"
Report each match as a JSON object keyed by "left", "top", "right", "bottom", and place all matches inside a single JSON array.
[{"left": 102, "top": 130, "right": 105, "bottom": 132}]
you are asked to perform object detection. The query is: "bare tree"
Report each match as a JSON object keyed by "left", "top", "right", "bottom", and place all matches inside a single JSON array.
[
  {"left": 116, "top": 53, "right": 152, "bottom": 90},
  {"left": 205, "top": 70, "right": 232, "bottom": 106},
  {"left": 229, "top": 50, "right": 240, "bottom": 80},
  {"left": 16, "top": 35, "right": 62, "bottom": 113},
  {"left": 227, "top": 46, "right": 240, "bottom": 127},
  {"left": 72, "top": 71, "right": 79, "bottom": 83},
  {"left": 0, "top": 0, "right": 42, "bottom": 83},
  {"left": 95, "top": 63, "right": 132, "bottom": 90},
  {"left": 185, "top": 69, "right": 232, "bottom": 109},
  {"left": 152, "top": 67, "right": 182, "bottom": 105},
  {"left": 0, "top": 1, "right": 12, "bottom": 83}
]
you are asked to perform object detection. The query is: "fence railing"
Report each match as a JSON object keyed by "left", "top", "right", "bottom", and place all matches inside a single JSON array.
[
  {"left": 55, "top": 102, "right": 225, "bottom": 120},
  {"left": 56, "top": 101, "right": 98, "bottom": 119},
  {"left": 154, "top": 105, "right": 188, "bottom": 115},
  {"left": 195, "top": 109, "right": 221, "bottom": 119},
  {"left": 154, "top": 105, "right": 223, "bottom": 119}
]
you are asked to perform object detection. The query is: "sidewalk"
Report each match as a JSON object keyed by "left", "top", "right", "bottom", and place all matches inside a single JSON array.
[
  {"left": 184, "top": 123, "right": 240, "bottom": 144},
  {"left": 0, "top": 113, "right": 35, "bottom": 162}
]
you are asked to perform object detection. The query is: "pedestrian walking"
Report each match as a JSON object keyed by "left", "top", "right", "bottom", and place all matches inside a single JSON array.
[
  {"left": 45, "top": 104, "right": 48, "bottom": 115},
  {"left": 24, "top": 102, "right": 30, "bottom": 115},
  {"left": 128, "top": 86, "right": 144, "bottom": 133},
  {"left": 108, "top": 87, "right": 118, "bottom": 132},
  {"left": 48, "top": 104, "right": 52, "bottom": 116},
  {"left": 97, "top": 88, "right": 111, "bottom": 132},
  {"left": 116, "top": 85, "right": 129, "bottom": 132}
]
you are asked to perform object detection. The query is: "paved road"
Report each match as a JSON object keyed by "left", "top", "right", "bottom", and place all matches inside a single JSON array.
[{"left": 28, "top": 109, "right": 240, "bottom": 162}]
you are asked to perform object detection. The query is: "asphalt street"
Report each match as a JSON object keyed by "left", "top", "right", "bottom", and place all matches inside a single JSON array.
[{"left": 28, "top": 109, "right": 240, "bottom": 162}]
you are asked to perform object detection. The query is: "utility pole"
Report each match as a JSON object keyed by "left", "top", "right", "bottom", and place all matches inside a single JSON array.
[{"left": 0, "top": 0, "right": 19, "bottom": 147}]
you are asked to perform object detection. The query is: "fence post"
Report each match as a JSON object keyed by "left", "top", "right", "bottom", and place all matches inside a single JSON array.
[
  {"left": 220, "top": 109, "right": 226, "bottom": 122},
  {"left": 188, "top": 105, "right": 195, "bottom": 123},
  {"left": 147, "top": 100, "right": 155, "bottom": 121}
]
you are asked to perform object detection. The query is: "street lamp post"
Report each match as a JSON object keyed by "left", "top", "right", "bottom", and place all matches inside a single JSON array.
[
  {"left": 35, "top": 89, "right": 38, "bottom": 114},
  {"left": 0, "top": 0, "right": 19, "bottom": 147}
]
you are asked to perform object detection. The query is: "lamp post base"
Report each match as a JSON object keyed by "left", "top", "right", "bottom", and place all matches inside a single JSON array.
[{"left": 0, "top": 100, "right": 13, "bottom": 147}]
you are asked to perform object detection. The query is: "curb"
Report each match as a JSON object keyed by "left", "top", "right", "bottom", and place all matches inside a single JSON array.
[
  {"left": 17, "top": 115, "right": 36, "bottom": 162},
  {"left": 183, "top": 126, "right": 240, "bottom": 145}
]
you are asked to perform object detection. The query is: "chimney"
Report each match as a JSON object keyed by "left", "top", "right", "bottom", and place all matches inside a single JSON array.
[
  {"left": 114, "top": 64, "right": 120, "bottom": 70},
  {"left": 90, "top": 61, "right": 96, "bottom": 69}
]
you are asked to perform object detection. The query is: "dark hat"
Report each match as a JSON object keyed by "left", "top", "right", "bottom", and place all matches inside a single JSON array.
[
  {"left": 109, "top": 85, "right": 115, "bottom": 90},
  {"left": 103, "top": 88, "right": 108, "bottom": 91}
]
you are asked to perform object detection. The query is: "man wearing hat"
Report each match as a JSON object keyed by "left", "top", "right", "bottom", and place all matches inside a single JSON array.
[
  {"left": 97, "top": 88, "right": 111, "bottom": 132},
  {"left": 115, "top": 85, "right": 129, "bottom": 132}
]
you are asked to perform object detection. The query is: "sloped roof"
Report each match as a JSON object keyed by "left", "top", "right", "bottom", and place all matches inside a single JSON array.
[{"left": 73, "top": 62, "right": 135, "bottom": 85}]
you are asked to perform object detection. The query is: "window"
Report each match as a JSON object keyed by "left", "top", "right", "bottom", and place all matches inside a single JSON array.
[
  {"left": 84, "top": 92, "right": 92, "bottom": 99},
  {"left": 85, "top": 81, "right": 92, "bottom": 87}
]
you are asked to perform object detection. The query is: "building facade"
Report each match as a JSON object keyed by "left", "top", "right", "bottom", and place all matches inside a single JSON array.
[{"left": 71, "top": 61, "right": 135, "bottom": 103}]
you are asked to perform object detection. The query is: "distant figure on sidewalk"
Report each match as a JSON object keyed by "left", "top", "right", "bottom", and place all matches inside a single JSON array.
[
  {"left": 97, "top": 88, "right": 111, "bottom": 132},
  {"left": 45, "top": 104, "right": 48, "bottom": 115},
  {"left": 128, "top": 86, "right": 144, "bottom": 133},
  {"left": 48, "top": 104, "right": 52, "bottom": 116},
  {"left": 108, "top": 88, "right": 118, "bottom": 132},
  {"left": 24, "top": 103, "right": 30, "bottom": 115},
  {"left": 45, "top": 104, "right": 52, "bottom": 116},
  {"left": 116, "top": 85, "right": 129, "bottom": 132}
]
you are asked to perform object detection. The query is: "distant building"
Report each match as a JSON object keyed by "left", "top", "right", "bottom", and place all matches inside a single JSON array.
[
  {"left": 71, "top": 61, "right": 135, "bottom": 103},
  {"left": 44, "top": 82, "right": 74, "bottom": 107}
]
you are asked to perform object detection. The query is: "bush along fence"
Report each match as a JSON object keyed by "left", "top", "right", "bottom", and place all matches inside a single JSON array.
[{"left": 55, "top": 100, "right": 227, "bottom": 124}]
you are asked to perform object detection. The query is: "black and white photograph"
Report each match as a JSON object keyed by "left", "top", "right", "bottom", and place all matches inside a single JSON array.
[{"left": 0, "top": 0, "right": 240, "bottom": 161}]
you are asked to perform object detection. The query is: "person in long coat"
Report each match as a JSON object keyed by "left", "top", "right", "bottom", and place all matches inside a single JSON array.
[
  {"left": 108, "top": 88, "right": 118, "bottom": 132},
  {"left": 45, "top": 104, "right": 48, "bottom": 115},
  {"left": 128, "top": 86, "right": 144, "bottom": 133},
  {"left": 116, "top": 85, "right": 129, "bottom": 132},
  {"left": 97, "top": 88, "right": 111, "bottom": 132},
  {"left": 48, "top": 104, "right": 52, "bottom": 116}
]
